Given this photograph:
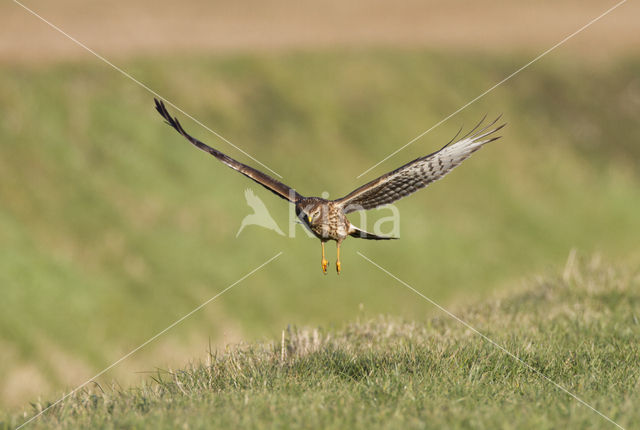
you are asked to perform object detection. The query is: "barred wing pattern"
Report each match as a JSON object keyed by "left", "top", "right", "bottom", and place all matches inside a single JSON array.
[
  {"left": 336, "top": 117, "right": 504, "bottom": 213},
  {"left": 155, "top": 99, "right": 303, "bottom": 203}
]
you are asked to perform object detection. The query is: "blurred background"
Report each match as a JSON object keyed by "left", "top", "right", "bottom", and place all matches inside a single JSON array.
[{"left": 1, "top": 0, "right": 639, "bottom": 411}]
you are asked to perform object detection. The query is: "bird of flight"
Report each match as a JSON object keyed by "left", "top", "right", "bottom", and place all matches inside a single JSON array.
[{"left": 155, "top": 99, "right": 504, "bottom": 275}]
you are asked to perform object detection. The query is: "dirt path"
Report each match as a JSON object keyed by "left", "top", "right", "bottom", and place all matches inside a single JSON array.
[{"left": 2, "top": 0, "right": 638, "bottom": 63}]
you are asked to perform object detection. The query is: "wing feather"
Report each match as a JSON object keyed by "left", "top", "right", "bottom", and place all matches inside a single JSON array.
[
  {"left": 336, "top": 117, "right": 505, "bottom": 213},
  {"left": 155, "top": 99, "right": 302, "bottom": 203}
]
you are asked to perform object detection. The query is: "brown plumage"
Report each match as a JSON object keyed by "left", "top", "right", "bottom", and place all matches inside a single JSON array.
[{"left": 154, "top": 99, "right": 505, "bottom": 274}]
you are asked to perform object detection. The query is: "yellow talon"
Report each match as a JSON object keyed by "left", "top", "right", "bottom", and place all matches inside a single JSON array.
[
  {"left": 321, "top": 242, "right": 329, "bottom": 274},
  {"left": 336, "top": 260, "right": 341, "bottom": 275}
]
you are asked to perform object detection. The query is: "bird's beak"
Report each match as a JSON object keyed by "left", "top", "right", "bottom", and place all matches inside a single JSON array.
[{"left": 307, "top": 215, "right": 312, "bottom": 224}]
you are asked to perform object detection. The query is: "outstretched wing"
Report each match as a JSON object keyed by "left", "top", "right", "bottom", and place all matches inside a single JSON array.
[
  {"left": 335, "top": 117, "right": 505, "bottom": 213},
  {"left": 155, "top": 99, "right": 303, "bottom": 203}
]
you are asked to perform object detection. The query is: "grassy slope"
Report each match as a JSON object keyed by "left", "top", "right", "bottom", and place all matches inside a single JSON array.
[
  {"left": 4, "top": 257, "right": 639, "bottom": 429},
  {"left": 1, "top": 51, "right": 640, "bottom": 407}
]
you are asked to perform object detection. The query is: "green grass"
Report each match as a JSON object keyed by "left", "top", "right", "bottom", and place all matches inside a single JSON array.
[
  {"left": 1, "top": 50, "right": 640, "bottom": 408},
  {"left": 4, "top": 256, "right": 639, "bottom": 429}
]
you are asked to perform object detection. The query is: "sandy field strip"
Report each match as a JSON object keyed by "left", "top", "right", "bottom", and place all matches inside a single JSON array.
[{"left": 2, "top": 0, "right": 638, "bottom": 63}]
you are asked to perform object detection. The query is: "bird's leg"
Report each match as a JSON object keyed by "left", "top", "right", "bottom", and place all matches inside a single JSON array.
[
  {"left": 336, "top": 241, "right": 341, "bottom": 275},
  {"left": 321, "top": 242, "right": 328, "bottom": 274}
]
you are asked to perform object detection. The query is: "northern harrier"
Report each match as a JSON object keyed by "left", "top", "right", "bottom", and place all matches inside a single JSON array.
[{"left": 155, "top": 99, "right": 504, "bottom": 274}]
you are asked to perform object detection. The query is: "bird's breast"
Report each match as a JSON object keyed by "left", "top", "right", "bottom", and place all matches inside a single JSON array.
[{"left": 309, "top": 205, "right": 349, "bottom": 241}]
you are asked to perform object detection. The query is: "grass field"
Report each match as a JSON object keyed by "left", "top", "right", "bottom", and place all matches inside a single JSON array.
[
  {"left": 1, "top": 49, "right": 640, "bottom": 415},
  {"left": 3, "top": 256, "right": 638, "bottom": 429}
]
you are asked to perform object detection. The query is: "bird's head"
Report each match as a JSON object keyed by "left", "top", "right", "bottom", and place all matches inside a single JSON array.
[{"left": 296, "top": 200, "right": 324, "bottom": 226}]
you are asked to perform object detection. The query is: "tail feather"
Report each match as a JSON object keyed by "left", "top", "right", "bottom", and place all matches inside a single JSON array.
[{"left": 349, "top": 226, "right": 397, "bottom": 240}]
